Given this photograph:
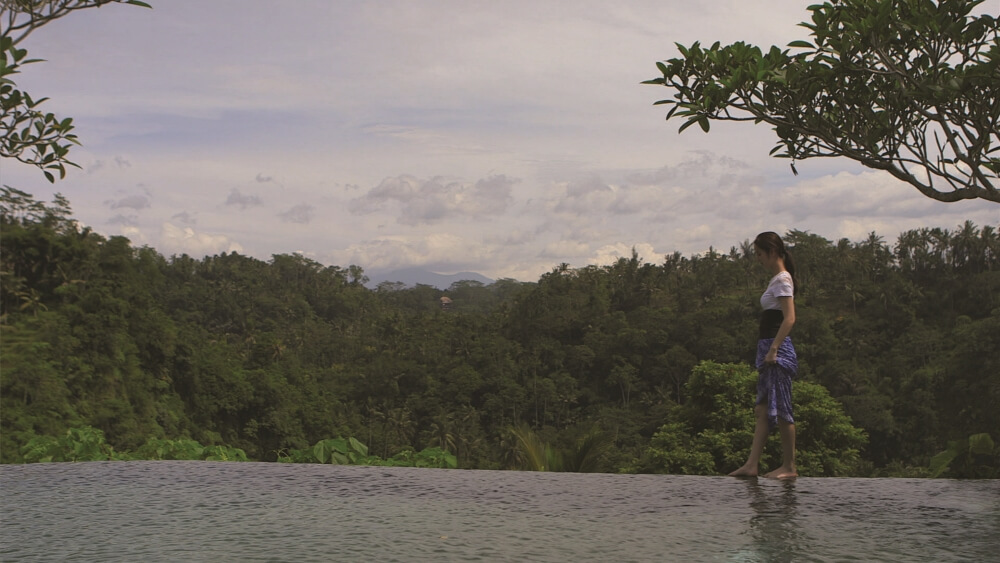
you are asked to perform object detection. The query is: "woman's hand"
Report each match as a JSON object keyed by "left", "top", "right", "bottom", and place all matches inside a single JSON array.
[{"left": 765, "top": 347, "right": 778, "bottom": 364}]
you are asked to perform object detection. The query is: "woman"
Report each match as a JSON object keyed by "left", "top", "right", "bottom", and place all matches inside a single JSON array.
[{"left": 729, "top": 231, "right": 798, "bottom": 479}]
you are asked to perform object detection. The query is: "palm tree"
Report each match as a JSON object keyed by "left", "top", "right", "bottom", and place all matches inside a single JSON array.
[
  {"left": 509, "top": 424, "right": 613, "bottom": 472},
  {"left": 386, "top": 407, "right": 414, "bottom": 455},
  {"left": 560, "top": 428, "right": 614, "bottom": 473},
  {"left": 497, "top": 427, "right": 527, "bottom": 470},
  {"left": 426, "top": 414, "right": 456, "bottom": 453},
  {"left": 510, "top": 423, "right": 556, "bottom": 471},
  {"left": 951, "top": 220, "right": 981, "bottom": 273},
  {"left": 17, "top": 287, "right": 47, "bottom": 317}
]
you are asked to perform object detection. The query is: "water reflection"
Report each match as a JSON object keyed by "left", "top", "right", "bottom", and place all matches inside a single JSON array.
[{"left": 743, "top": 478, "right": 807, "bottom": 563}]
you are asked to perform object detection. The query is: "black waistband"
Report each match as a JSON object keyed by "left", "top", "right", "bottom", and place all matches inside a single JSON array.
[{"left": 759, "top": 309, "right": 784, "bottom": 339}]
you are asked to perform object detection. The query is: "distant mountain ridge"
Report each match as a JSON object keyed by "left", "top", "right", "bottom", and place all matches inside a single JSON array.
[{"left": 365, "top": 267, "right": 494, "bottom": 290}]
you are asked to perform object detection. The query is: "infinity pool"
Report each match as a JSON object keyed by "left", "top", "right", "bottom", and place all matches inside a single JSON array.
[{"left": 2, "top": 461, "right": 997, "bottom": 562}]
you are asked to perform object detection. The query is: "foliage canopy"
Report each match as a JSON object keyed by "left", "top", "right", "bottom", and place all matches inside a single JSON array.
[
  {"left": 644, "top": 0, "right": 1000, "bottom": 203},
  {"left": 637, "top": 361, "right": 867, "bottom": 476},
  {"left": 2, "top": 190, "right": 998, "bottom": 477}
]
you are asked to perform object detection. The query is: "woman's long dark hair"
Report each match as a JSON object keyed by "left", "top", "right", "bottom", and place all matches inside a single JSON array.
[{"left": 754, "top": 231, "right": 798, "bottom": 295}]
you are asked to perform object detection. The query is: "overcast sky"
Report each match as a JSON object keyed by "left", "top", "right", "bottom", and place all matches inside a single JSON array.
[{"left": 4, "top": 0, "right": 997, "bottom": 281}]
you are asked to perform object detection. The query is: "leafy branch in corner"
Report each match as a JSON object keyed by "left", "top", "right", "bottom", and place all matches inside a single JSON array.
[
  {"left": 0, "top": 0, "right": 151, "bottom": 182},
  {"left": 644, "top": 0, "right": 1000, "bottom": 203}
]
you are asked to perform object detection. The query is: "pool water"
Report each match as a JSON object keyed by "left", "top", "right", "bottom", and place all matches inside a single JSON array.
[{"left": 1, "top": 461, "right": 997, "bottom": 562}]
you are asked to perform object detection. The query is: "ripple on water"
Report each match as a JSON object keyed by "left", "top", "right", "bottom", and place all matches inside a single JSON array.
[{"left": 1, "top": 461, "right": 998, "bottom": 562}]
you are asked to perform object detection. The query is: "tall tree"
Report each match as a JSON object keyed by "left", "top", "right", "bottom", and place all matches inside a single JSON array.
[{"left": 644, "top": 0, "right": 1000, "bottom": 203}]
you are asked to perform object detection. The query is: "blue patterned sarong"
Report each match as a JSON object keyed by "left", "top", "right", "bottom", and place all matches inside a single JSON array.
[{"left": 756, "top": 337, "right": 797, "bottom": 429}]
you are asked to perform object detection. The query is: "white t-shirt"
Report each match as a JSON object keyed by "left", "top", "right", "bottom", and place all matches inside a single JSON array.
[{"left": 760, "top": 271, "right": 794, "bottom": 310}]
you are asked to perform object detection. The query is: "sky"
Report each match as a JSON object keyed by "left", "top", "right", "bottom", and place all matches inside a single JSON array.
[{"left": 3, "top": 0, "right": 997, "bottom": 282}]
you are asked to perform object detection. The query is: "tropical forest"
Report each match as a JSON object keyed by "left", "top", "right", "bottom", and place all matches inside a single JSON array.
[{"left": 1, "top": 188, "right": 997, "bottom": 478}]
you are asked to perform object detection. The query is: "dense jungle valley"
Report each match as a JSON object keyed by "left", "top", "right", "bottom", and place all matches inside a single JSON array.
[{"left": 2, "top": 189, "right": 997, "bottom": 477}]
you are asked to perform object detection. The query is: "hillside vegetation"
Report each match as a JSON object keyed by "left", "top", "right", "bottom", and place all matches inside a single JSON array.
[{"left": 2, "top": 188, "right": 997, "bottom": 477}]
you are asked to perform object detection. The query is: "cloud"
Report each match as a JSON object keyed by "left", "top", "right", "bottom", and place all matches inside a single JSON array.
[
  {"left": 107, "top": 214, "right": 137, "bottom": 226},
  {"left": 469, "top": 175, "right": 518, "bottom": 214},
  {"left": 539, "top": 239, "right": 592, "bottom": 260},
  {"left": 171, "top": 211, "right": 196, "bottom": 225},
  {"left": 627, "top": 151, "right": 754, "bottom": 186},
  {"left": 159, "top": 222, "right": 243, "bottom": 257},
  {"left": 553, "top": 177, "right": 615, "bottom": 215},
  {"left": 278, "top": 204, "right": 314, "bottom": 224},
  {"left": 759, "top": 169, "right": 1000, "bottom": 243},
  {"left": 669, "top": 223, "right": 715, "bottom": 246},
  {"left": 549, "top": 175, "right": 689, "bottom": 218},
  {"left": 348, "top": 175, "right": 417, "bottom": 215},
  {"left": 773, "top": 171, "right": 896, "bottom": 221},
  {"left": 106, "top": 194, "right": 151, "bottom": 211},
  {"left": 225, "top": 188, "right": 263, "bottom": 209},
  {"left": 119, "top": 225, "right": 146, "bottom": 245},
  {"left": 589, "top": 242, "right": 665, "bottom": 267},
  {"left": 837, "top": 218, "right": 898, "bottom": 242},
  {"left": 623, "top": 153, "right": 766, "bottom": 220},
  {"left": 608, "top": 184, "right": 667, "bottom": 216},
  {"left": 87, "top": 156, "right": 132, "bottom": 175},
  {"left": 484, "top": 228, "right": 538, "bottom": 247},
  {"left": 349, "top": 174, "right": 516, "bottom": 225},
  {"left": 334, "top": 232, "right": 489, "bottom": 272},
  {"left": 13, "top": 0, "right": 997, "bottom": 287}
]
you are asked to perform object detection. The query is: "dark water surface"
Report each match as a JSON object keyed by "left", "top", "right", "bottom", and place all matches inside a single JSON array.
[{"left": 1, "top": 461, "right": 997, "bottom": 562}]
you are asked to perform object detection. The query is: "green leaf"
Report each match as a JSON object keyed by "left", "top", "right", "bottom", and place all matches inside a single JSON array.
[
  {"left": 787, "top": 40, "right": 814, "bottom": 49},
  {"left": 348, "top": 436, "right": 368, "bottom": 456},
  {"left": 968, "top": 433, "right": 994, "bottom": 456},
  {"left": 313, "top": 441, "right": 330, "bottom": 463},
  {"left": 327, "top": 437, "right": 349, "bottom": 454},
  {"left": 929, "top": 447, "right": 957, "bottom": 478},
  {"left": 677, "top": 118, "right": 700, "bottom": 133}
]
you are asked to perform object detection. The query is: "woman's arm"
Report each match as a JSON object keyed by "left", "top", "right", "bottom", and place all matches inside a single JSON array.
[{"left": 765, "top": 295, "right": 796, "bottom": 363}]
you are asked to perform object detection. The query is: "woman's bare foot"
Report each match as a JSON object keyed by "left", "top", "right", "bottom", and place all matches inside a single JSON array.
[
  {"left": 764, "top": 466, "right": 797, "bottom": 479},
  {"left": 728, "top": 465, "right": 758, "bottom": 477}
]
